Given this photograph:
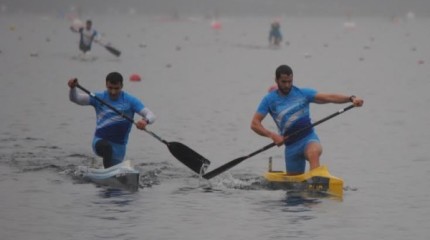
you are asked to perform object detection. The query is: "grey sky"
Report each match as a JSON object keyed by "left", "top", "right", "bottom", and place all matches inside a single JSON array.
[{"left": 1, "top": 0, "right": 429, "bottom": 17}]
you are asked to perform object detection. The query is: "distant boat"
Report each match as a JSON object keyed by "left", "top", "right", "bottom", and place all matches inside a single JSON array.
[
  {"left": 264, "top": 159, "right": 343, "bottom": 198},
  {"left": 76, "top": 160, "right": 139, "bottom": 191}
]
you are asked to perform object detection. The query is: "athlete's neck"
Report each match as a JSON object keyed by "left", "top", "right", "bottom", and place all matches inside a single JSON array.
[{"left": 277, "top": 89, "right": 291, "bottom": 96}]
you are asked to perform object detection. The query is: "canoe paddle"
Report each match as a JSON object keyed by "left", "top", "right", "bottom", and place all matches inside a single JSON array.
[
  {"left": 95, "top": 40, "right": 121, "bottom": 57},
  {"left": 202, "top": 105, "right": 356, "bottom": 179},
  {"left": 75, "top": 83, "right": 210, "bottom": 174}
]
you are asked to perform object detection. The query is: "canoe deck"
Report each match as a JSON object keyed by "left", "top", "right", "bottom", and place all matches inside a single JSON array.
[
  {"left": 76, "top": 160, "right": 140, "bottom": 191},
  {"left": 264, "top": 165, "right": 344, "bottom": 197}
]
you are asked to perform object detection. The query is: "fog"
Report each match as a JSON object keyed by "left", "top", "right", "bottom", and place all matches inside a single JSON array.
[{"left": 1, "top": 0, "right": 430, "bottom": 18}]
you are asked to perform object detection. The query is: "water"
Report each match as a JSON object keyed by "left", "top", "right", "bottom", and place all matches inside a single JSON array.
[{"left": 1, "top": 13, "right": 430, "bottom": 239}]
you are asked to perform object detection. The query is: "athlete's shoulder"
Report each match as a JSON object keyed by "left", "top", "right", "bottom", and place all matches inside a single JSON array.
[
  {"left": 122, "top": 91, "right": 142, "bottom": 102},
  {"left": 262, "top": 90, "right": 279, "bottom": 101},
  {"left": 94, "top": 90, "right": 107, "bottom": 97},
  {"left": 123, "top": 91, "right": 145, "bottom": 111},
  {"left": 294, "top": 86, "right": 317, "bottom": 100},
  {"left": 294, "top": 86, "right": 316, "bottom": 93},
  {"left": 122, "top": 91, "right": 135, "bottom": 98}
]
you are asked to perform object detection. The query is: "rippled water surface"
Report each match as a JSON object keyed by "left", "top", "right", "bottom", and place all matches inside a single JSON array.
[{"left": 1, "top": 14, "right": 430, "bottom": 239}]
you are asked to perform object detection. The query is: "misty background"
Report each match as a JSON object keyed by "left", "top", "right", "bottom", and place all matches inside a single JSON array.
[{"left": 1, "top": 0, "right": 430, "bottom": 18}]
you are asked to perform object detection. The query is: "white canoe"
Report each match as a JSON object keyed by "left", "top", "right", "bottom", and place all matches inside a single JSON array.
[{"left": 76, "top": 160, "right": 140, "bottom": 191}]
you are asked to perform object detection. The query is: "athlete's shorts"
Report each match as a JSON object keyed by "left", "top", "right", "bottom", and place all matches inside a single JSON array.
[
  {"left": 79, "top": 42, "right": 92, "bottom": 53},
  {"left": 284, "top": 132, "right": 320, "bottom": 174},
  {"left": 92, "top": 137, "right": 126, "bottom": 166}
]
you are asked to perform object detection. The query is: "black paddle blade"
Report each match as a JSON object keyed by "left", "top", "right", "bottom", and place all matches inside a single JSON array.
[
  {"left": 167, "top": 142, "right": 211, "bottom": 174},
  {"left": 104, "top": 45, "right": 121, "bottom": 57},
  {"left": 202, "top": 156, "right": 248, "bottom": 179}
]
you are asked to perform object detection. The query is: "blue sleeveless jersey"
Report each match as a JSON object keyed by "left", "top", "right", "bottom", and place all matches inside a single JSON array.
[
  {"left": 90, "top": 91, "right": 144, "bottom": 144},
  {"left": 256, "top": 86, "right": 317, "bottom": 145}
]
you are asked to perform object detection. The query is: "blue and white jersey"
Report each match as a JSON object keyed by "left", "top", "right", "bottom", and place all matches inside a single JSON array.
[
  {"left": 79, "top": 28, "right": 97, "bottom": 47},
  {"left": 256, "top": 86, "right": 317, "bottom": 145},
  {"left": 90, "top": 91, "right": 144, "bottom": 144}
]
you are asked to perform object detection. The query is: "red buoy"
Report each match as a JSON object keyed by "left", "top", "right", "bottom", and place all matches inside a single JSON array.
[
  {"left": 129, "top": 73, "right": 142, "bottom": 82},
  {"left": 211, "top": 20, "right": 222, "bottom": 30}
]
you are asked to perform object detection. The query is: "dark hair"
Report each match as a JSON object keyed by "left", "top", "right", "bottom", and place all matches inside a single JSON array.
[
  {"left": 106, "top": 72, "right": 123, "bottom": 85},
  {"left": 86, "top": 19, "right": 92, "bottom": 25},
  {"left": 275, "top": 65, "right": 293, "bottom": 79}
]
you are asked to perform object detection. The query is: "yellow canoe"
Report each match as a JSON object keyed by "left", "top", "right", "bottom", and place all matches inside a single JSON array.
[{"left": 264, "top": 165, "right": 344, "bottom": 198}]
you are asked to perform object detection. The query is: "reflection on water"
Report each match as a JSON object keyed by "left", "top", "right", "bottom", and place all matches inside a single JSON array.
[
  {"left": 97, "top": 188, "right": 137, "bottom": 206},
  {"left": 283, "top": 190, "right": 322, "bottom": 208}
]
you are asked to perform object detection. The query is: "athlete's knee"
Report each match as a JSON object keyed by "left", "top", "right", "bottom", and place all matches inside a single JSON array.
[
  {"left": 95, "top": 140, "right": 112, "bottom": 156},
  {"left": 95, "top": 140, "right": 116, "bottom": 168},
  {"left": 305, "top": 142, "right": 322, "bottom": 159}
]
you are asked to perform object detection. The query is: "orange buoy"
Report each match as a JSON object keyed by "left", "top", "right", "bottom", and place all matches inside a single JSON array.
[{"left": 129, "top": 73, "right": 141, "bottom": 82}]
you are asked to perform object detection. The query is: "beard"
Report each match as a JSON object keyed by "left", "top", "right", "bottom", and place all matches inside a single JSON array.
[{"left": 278, "top": 86, "right": 291, "bottom": 95}]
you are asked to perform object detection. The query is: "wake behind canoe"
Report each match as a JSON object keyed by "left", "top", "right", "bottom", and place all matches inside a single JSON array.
[{"left": 264, "top": 164, "right": 344, "bottom": 198}]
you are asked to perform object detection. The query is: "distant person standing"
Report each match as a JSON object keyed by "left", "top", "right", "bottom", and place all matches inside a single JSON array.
[
  {"left": 78, "top": 20, "right": 97, "bottom": 54},
  {"left": 70, "top": 18, "right": 121, "bottom": 58},
  {"left": 269, "top": 21, "right": 282, "bottom": 47},
  {"left": 71, "top": 19, "right": 98, "bottom": 56}
]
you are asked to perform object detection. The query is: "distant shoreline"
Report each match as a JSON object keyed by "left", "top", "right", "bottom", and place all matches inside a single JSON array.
[{"left": 1, "top": 0, "right": 429, "bottom": 18}]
